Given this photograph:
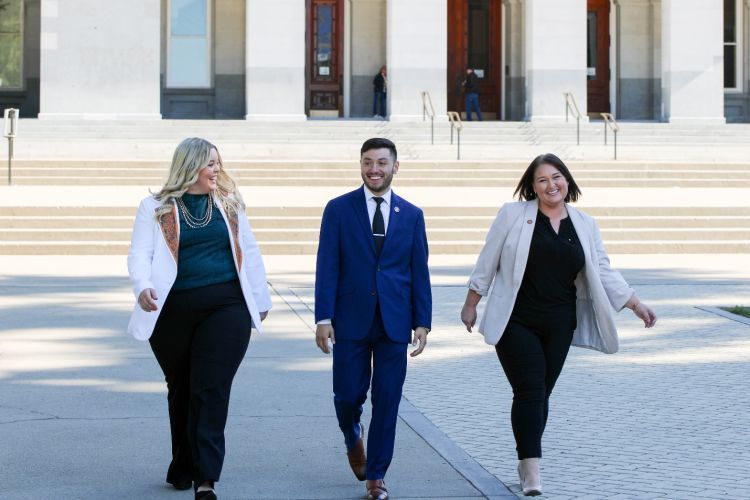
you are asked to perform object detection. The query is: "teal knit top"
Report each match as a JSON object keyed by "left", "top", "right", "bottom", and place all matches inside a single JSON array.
[{"left": 172, "top": 193, "right": 239, "bottom": 291}]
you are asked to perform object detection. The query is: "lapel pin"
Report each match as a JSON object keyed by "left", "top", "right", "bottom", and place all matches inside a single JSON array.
[
  {"left": 394, "top": 206, "right": 400, "bottom": 213},
  {"left": 526, "top": 219, "right": 533, "bottom": 224}
]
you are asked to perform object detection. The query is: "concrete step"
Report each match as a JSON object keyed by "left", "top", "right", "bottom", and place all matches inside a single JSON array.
[
  {"left": 8, "top": 160, "right": 750, "bottom": 171},
  {"left": 1, "top": 206, "right": 749, "bottom": 217},
  {"left": 1, "top": 240, "right": 748, "bottom": 255},
  {"left": 2, "top": 227, "right": 747, "bottom": 243},
  {"left": 4, "top": 177, "right": 749, "bottom": 188},
  {"left": 9, "top": 167, "right": 750, "bottom": 179},
  {"left": 1, "top": 215, "right": 748, "bottom": 230}
]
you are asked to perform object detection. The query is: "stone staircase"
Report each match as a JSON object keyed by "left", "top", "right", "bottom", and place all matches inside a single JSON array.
[
  {"left": 1, "top": 206, "right": 748, "bottom": 255},
  {"left": 1, "top": 118, "right": 748, "bottom": 255},
  {"left": 4, "top": 118, "right": 750, "bottom": 161}
]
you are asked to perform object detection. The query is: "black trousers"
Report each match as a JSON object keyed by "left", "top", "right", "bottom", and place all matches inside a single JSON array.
[
  {"left": 495, "top": 318, "right": 574, "bottom": 460},
  {"left": 149, "top": 280, "right": 252, "bottom": 485}
]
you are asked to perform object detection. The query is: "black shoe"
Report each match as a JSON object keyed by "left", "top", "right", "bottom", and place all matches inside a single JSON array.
[
  {"left": 195, "top": 490, "right": 217, "bottom": 500},
  {"left": 170, "top": 479, "right": 192, "bottom": 491}
]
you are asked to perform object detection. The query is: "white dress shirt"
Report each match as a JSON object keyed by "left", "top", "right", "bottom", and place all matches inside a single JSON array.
[{"left": 364, "top": 186, "right": 391, "bottom": 233}]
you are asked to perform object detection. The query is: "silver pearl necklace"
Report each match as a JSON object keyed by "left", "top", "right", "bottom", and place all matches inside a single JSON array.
[{"left": 177, "top": 192, "right": 213, "bottom": 229}]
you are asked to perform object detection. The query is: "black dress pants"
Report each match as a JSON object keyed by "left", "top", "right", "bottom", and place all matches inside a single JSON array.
[
  {"left": 149, "top": 280, "right": 252, "bottom": 485},
  {"left": 495, "top": 317, "right": 575, "bottom": 460}
]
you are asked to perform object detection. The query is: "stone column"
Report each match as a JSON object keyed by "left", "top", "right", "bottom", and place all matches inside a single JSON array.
[
  {"left": 503, "top": 0, "right": 525, "bottom": 120},
  {"left": 386, "top": 0, "right": 447, "bottom": 121},
  {"left": 524, "top": 0, "right": 587, "bottom": 122},
  {"left": 38, "top": 0, "right": 161, "bottom": 120},
  {"left": 614, "top": 0, "right": 659, "bottom": 120},
  {"left": 660, "top": 0, "right": 724, "bottom": 123},
  {"left": 245, "top": 0, "right": 306, "bottom": 121}
]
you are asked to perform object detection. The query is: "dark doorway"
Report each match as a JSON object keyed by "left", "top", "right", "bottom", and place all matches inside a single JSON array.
[
  {"left": 306, "top": 0, "right": 343, "bottom": 117},
  {"left": 587, "top": 0, "right": 610, "bottom": 114},
  {"left": 447, "top": 0, "right": 502, "bottom": 120}
]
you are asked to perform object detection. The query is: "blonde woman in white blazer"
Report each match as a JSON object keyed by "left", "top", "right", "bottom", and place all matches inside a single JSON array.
[
  {"left": 127, "top": 138, "right": 271, "bottom": 500},
  {"left": 461, "top": 153, "right": 656, "bottom": 497}
]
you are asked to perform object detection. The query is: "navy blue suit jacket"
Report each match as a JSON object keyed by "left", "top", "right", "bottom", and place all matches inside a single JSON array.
[{"left": 315, "top": 186, "right": 432, "bottom": 343}]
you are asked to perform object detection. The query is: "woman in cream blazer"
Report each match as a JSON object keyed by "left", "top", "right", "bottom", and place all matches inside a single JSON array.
[
  {"left": 461, "top": 153, "right": 656, "bottom": 497},
  {"left": 128, "top": 138, "right": 271, "bottom": 500}
]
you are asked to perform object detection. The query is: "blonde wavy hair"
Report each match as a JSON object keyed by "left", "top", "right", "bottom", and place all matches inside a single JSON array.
[{"left": 153, "top": 137, "right": 244, "bottom": 219}]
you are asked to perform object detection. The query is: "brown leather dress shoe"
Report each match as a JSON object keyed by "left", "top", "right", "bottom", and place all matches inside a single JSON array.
[
  {"left": 346, "top": 422, "right": 367, "bottom": 481},
  {"left": 366, "top": 479, "right": 388, "bottom": 500}
]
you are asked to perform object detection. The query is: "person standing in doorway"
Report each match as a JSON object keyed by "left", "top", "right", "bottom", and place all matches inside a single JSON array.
[
  {"left": 373, "top": 66, "right": 387, "bottom": 118},
  {"left": 314, "top": 137, "right": 432, "bottom": 500},
  {"left": 462, "top": 67, "right": 482, "bottom": 121}
]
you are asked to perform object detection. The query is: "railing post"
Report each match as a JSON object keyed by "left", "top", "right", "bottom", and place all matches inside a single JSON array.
[
  {"left": 3, "top": 108, "right": 18, "bottom": 186},
  {"left": 614, "top": 129, "right": 618, "bottom": 160},
  {"left": 603, "top": 119, "right": 607, "bottom": 145},
  {"left": 430, "top": 116, "right": 434, "bottom": 145},
  {"left": 6, "top": 137, "right": 11, "bottom": 185},
  {"left": 450, "top": 121, "right": 454, "bottom": 145},
  {"left": 457, "top": 128, "right": 461, "bottom": 160},
  {"left": 576, "top": 116, "right": 580, "bottom": 146}
]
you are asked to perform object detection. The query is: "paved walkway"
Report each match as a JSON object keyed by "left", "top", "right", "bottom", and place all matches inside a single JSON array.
[
  {"left": 274, "top": 254, "right": 750, "bottom": 500},
  {"left": 0, "top": 255, "right": 511, "bottom": 500},
  {"left": 2, "top": 254, "right": 748, "bottom": 499}
]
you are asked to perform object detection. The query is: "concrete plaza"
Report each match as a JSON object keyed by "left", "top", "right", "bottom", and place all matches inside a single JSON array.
[{"left": 1, "top": 250, "right": 748, "bottom": 499}]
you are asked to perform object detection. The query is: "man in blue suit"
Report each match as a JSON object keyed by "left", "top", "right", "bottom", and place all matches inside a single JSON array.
[{"left": 315, "top": 138, "right": 432, "bottom": 500}]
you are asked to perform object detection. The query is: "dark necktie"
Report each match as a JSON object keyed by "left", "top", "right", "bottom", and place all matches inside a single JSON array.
[{"left": 372, "top": 197, "right": 385, "bottom": 255}]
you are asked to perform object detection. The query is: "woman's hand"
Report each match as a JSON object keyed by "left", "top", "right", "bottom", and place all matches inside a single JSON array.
[
  {"left": 633, "top": 302, "right": 657, "bottom": 328},
  {"left": 138, "top": 288, "right": 158, "bottom": 312},
  {"left": 461, "top": 289, "right": 482, "bottom": 332},
  {"left": 626, "top": 295, "right": 656, "bottom": 328},
  {"left": 461, "top": 304, "right": 477, "bottom": 332}
]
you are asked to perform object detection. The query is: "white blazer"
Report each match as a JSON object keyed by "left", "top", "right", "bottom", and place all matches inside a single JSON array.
[
  {"left": 127, "top": 195, "right": 272, "bottom": 341},
  {"left": 468, "top": 199, "right": 633, "bottom": 354}
]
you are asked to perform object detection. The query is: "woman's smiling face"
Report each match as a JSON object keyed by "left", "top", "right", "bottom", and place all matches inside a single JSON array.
[{"left": 533, "top": 163, "right": 569, "bottom": 210}]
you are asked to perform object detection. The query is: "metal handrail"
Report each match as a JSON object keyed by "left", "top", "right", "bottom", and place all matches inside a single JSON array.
[
  {"left": 421, "top": 91, "right": 436, "bottom": 145},
  {"left": 563, "top": 92, "right": 581, "bottom": 145},
  {"left": 447, "top": 111, "right": 463, "bottom": 160},
  {"left": 600, "top": 112, "right": 619, "bottom": 160}
]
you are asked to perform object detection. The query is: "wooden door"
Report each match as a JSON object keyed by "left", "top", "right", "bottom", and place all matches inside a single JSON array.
[
  {"left": 447, "top": 0, "right": 502, "bottom": 119},
  {"left": 306, "top": 0, "right": 343, "bottom": 117},
  {"left": 587, "top": 0, "right": 610, "bottom": 114}
]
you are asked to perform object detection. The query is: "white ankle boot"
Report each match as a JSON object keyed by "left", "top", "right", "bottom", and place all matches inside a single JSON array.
[{"left": 517, "top": 457, "right": 542, "bottom": 496}]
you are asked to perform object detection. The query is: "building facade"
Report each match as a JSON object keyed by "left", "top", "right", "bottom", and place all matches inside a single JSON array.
[{"left": 0, "top": 0, "right": 747, "bottom": 122}]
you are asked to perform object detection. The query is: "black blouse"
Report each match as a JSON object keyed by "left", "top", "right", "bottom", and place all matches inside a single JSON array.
[{"left": 510, "top": 210, "right": 585, "bottom": 328}]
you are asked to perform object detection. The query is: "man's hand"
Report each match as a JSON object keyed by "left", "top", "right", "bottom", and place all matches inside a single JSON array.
[
  {"left": 315, "top": 324, "right": 335, "bottom": 354},
  {"left": 410, "top": 327, "right": 428, "bottom": 357},
  {"left": 138, "top": 288, "right": 158, "bottom": 312}
]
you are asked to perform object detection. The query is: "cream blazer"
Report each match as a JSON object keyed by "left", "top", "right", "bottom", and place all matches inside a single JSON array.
[
  {"left": 468, "top": 199, "right": 633, "bottom": 354},
  {"left": 127, "top": 195, "right": 272, "bottom": 341}
]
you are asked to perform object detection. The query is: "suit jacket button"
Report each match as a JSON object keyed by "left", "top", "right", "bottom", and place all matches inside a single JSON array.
[{"left": 371, "top": 291, "right": 376, "bottom": 296}]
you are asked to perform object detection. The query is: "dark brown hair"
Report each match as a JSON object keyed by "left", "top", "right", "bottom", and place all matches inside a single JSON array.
[
  {"left": 361, "top": 137, "right": 397, "bottom": 162},
  {"left": 513, "top": 153, "right": 581, "bottom": 203}
]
